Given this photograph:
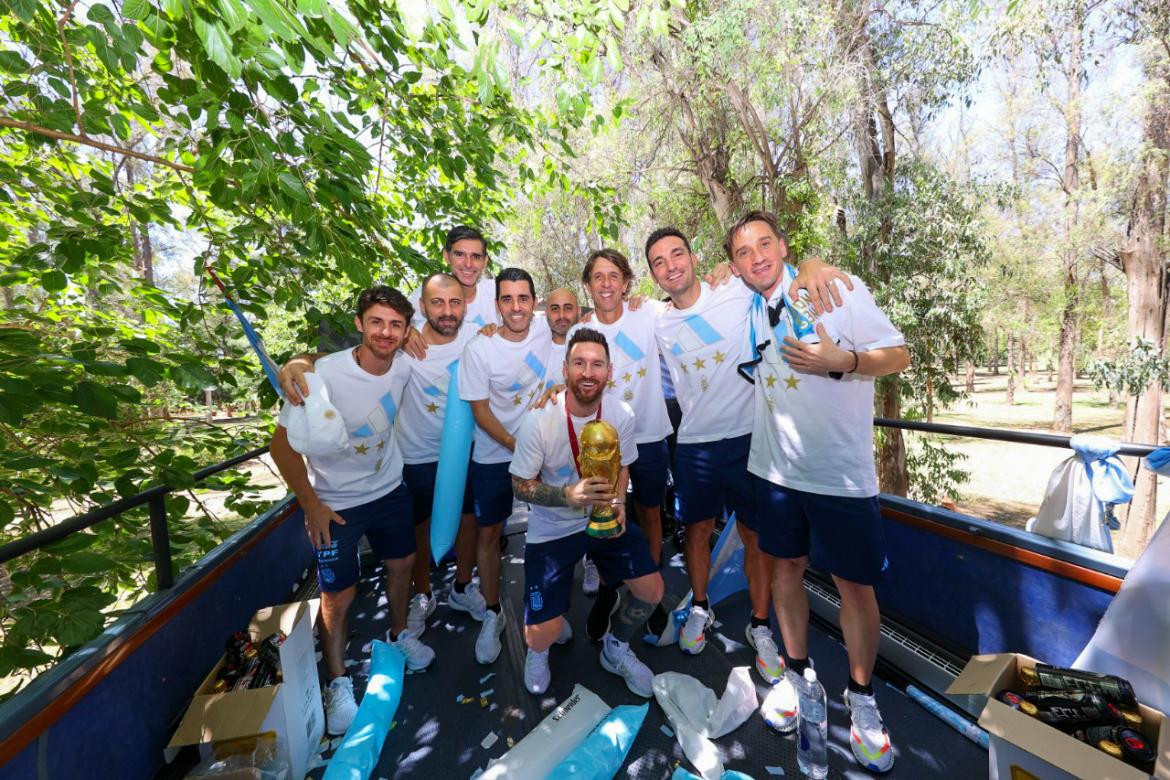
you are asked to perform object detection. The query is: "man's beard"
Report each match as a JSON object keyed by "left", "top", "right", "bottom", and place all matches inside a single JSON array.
[
  {"left": 428, "top": 315, "right": 460, "bottom": 337},
  {"left": 568, "top": 378, "right": 603, "bottom": 406}
]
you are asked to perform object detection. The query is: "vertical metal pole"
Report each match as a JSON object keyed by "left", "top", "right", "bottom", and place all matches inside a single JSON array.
[{"left": 148, "top": 494, "right": 174, "bottom": 590}]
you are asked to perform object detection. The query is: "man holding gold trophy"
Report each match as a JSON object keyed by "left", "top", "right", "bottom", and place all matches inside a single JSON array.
[{"left": 510, "top": 328, "right": 665, "bottom": 697}]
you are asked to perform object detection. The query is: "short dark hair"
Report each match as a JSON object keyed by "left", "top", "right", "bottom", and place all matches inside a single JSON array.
[
  {"left": 443, "top": 225, "right": 487, "bottom": 254},
  {"left": 357, "top": 285, "right": 414, "bottom": 322},
  {"left": 582, "top": 248, "right": 634, "bottom": 287},
  {"left": 722, "top": 211, "right": 788, "bottom": 261},
  {"left": 420, "top": 272, "right": 461, "bottom": 298},
  {"left": 567, "top": 327, "right": 610, "bottom": 362},
  {"left": 644, "top": 227, "right": 691, "bottom": 262},
  {"left": 495, "top": 267, "right": 535, "bottom": 299}
]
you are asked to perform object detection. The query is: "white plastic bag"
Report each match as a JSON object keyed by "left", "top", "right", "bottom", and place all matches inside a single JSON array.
[{"left": 652, "top": 668, "right": 757, "bottom": 780}]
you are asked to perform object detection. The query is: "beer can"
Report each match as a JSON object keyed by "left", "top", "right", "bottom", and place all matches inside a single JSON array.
[{"left": 1020, "top": 664, "right": 1138, "bottom": 708}]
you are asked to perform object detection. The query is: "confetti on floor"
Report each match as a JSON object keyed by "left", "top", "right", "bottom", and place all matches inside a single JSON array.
[
  {"left": 765, "top": 767, "right": 785, "bottom": 776},
  {"left": 660, "top": 724, "right": 675, "bottom": 738},
  {"left": 479, "top": 672, "right": 495, "bottom": 684},
  {"left": 481, "top": 731, "right": 498, "bottom": 750},
  {"left": 506, "top": 737, "right": 515, "bottom": 748},
  {"left": 480, "top": 688, "right": 494, "bottom": 698}
]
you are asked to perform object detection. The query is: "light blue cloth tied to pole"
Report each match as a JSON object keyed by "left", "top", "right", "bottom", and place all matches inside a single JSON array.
[{"left": 1026, "top": 435, "right": 1134, "bottom": 553}]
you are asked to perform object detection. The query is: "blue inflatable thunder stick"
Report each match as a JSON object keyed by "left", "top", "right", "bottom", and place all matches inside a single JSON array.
[
  {"left": 323, "top": 640, "right": 406, "bottom": 780},
  {"left": 431, "top": 367, "right": 474, "bottom": 563}
]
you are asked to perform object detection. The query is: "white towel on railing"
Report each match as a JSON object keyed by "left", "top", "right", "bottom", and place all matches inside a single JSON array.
[{"left": 1025, "top": 434, "right": 1134, "bottom": 553}]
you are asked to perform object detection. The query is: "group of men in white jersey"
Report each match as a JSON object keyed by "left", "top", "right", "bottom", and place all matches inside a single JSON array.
[{"left": 271, "top": 215, "right": 910, "bottom": 774}]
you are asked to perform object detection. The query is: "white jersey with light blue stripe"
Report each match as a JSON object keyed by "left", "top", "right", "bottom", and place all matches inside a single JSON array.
[
  {"left": 458, "top": 325, "right": 554, "bottom": 464},
  {"left": 276, "top": 348, "right": 409, "bottom": 510},
  {"left": 654, "top": 280, "right": 755, "bottom": 444},
  {"left": 395, "top": 322, "right": 477, "bottom": 464}
]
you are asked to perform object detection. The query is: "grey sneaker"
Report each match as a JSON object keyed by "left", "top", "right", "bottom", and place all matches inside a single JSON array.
[
  {"left": 745, "top": 623, "right": 785, "bottom": 684},
  {"left": 448, "top": 582, "right": 487, "bottom": 621},
  {"left": 524, "top": 648, "right": 550, "bottom": 694},
  {"left": 475, "top": 608, "right": 504, "bottom": 664},
  {"left": 391, "top": 628, "right": 435, "bottom": 671},
  {"left": 582, "top": 558, "right": 600, "bottom": 595},
  {"left": 599, "top": 634, "right": 653, "bottom": 698},
  {"left": 407, "top": 592, "right": 436, "bottom": 636}
]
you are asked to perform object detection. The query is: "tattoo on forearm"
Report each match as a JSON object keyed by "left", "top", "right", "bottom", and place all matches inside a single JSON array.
[{"left": 512, "top": 477, "right": 567, "bottom": 507}]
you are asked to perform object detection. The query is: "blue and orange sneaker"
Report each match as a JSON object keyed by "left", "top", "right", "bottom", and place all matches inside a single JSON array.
[
  {"left": 679, "top": 603, "right": 713, "bottom": 655},
  {"left": 844, "top": 688, "right": 895, "bottom": 772}
]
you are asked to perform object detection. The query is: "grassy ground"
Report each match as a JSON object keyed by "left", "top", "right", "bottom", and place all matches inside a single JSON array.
[{"left": 924, "top": 369, "right": 1168, "bottom": 554}]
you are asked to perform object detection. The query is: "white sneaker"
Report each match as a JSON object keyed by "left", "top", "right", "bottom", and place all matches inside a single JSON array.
[
  {"left": 599, "top": 634, "right": 653, "bottom": 698},
  {"left": 475, "top": 608, "right": 505, "bottom": 664},
  {"left": 556, "top": 618, "right": 573, "bottom": 645},
  {"left": 745, "top": 623, "right": 785, "bottom": 684},
  {"left": 391, "top": 628, "right": 435, "bottom": 671},
  {"left": 679, "top": 604, "right": 713, "bottom": 655},
  {"left": 324, "top": 675, "right": 358, "bottom": 735},
  {"left": 582, "top": 558, "right": 600, "bottom": 596},
  {"left": 845, "top": 687, "right": 895, "bottom": 772},
  {"left": 407, "top": 592, "right": 436, "bottom": 637},
  {"left": 448, "top": 582, "right": 487, "bottom": 621},
  {"left": 524, "top": 648, "right": 551, "bottom": 694},
  {"left": 760, "top": 669, "right": 800, "bottom": 733}
]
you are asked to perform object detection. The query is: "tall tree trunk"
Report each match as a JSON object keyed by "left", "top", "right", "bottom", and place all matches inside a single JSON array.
[
  {"left": 877, "top": 381, "right": 910, "bottom": 496},
  {"left": 1006, "top": 333, "right": 1016, "bottom": 405},
  {"left": 965, "top": 360, "right": 976, "bottom": 393},
  {"left": 1018, "top": 335, "right": 1029, "bottom": 391},
  {"left": 846, "top": 2, "right": 908, "bottom": 495},
  {"left": 1118, "top": 57, "right": 1170, "bottom": 557},
  {"left": 1053, "top": 1, "right": 1085, "bottom": 433},
  {"left": 991, "top": 329, "right": 1000, "bottom": 374}
]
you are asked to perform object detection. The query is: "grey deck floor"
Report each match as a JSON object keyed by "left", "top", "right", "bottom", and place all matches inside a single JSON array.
[{"left": 308, "top": 530, "right": 988, "bottom": 779}]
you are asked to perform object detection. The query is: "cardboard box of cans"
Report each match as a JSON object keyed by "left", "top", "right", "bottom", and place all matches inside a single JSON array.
[
  {"left": 168, "top": 600, "right": 324, "bottom": 779},
  {"left": 948, "top": 653, "right": 1170, "bottom": 780}
]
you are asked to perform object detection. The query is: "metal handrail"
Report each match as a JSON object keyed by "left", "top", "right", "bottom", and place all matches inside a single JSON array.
[
  {"left": 1, "top": 418, "right": 1161, "bottom": 591},
  {"left": 0, "top": 446, "right": 270, "bottom": 589},
  {"left": 874, "top": 418, "right": 1161, "bottom": 458}
]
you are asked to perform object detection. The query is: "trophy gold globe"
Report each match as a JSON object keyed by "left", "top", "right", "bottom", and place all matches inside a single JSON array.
[{"left": 577, "top": 419, "right": 623, "bottom": 538}]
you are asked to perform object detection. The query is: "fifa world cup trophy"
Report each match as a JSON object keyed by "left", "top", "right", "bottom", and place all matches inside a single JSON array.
[{"left": 577, "top": 420, "right": 623, "bottom": 538}]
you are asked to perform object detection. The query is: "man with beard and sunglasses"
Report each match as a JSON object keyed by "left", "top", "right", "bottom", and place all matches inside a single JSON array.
[
  {"left": 269, "top": 286, "right": 434, "bottom": 737},
  {"left": 510, "top": 328, "right": 663, "bottom": 697}
]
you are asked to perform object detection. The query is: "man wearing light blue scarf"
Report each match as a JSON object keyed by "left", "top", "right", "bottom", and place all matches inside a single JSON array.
[{"left": 726, "top": 211, "right": 909, "bottom": 773}]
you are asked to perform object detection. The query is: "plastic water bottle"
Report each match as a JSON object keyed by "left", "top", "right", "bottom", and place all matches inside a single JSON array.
[{"left": 797, "top": 667, "right": 829, "bottom": 779}]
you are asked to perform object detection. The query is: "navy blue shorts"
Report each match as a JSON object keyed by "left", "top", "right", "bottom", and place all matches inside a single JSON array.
[
  {"left": 524, "top": 524, "right": 658, "bottom": 625},
  {"left": 315, "top": 483, "right": 415, "bottom": 593},
  {"left": 672, "top": 434, "right": 757, "bottom": 531},
  {"left": 402, "top": 461, "right": 475, "bottom": 525},
  {"left": 629, "top": 438, "right": 669, "bottom": 508},
  {"left": 754, "top": 477, "right": 887, "bottom": 585},
  {"left": 470, "top": 460, "right": 513, "bottom": 527}
]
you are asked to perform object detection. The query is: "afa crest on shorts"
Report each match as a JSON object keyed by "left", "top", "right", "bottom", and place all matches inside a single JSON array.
[{"left": 528, "top": 588, "right": 544, "bottom": 612}]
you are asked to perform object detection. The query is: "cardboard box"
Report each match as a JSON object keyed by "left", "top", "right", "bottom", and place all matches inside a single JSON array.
[
  {"left": 947, "top": 653, "right": 1170, "bottom": 780},
  {"left": 169, "top": 600, "right": 324, "bottom": 779}
]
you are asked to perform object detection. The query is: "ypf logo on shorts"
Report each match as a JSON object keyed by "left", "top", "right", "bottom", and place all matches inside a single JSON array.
[{"left": 528, "top": 589, "right": 543, "bottom": 612}]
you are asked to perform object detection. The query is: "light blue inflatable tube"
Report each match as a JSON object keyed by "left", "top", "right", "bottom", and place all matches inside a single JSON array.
[
  {"left": 548, "top": 703, "right": 649, "bottom": 780},
  {"left": 323, "top": 640, "right": 406, "bottom": 780},
  {"left": 431, "top": 367, "right": 473, "bottom": 563},
  {"left": 670, "top": 768, "right": 754, "bottom": 780}
]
